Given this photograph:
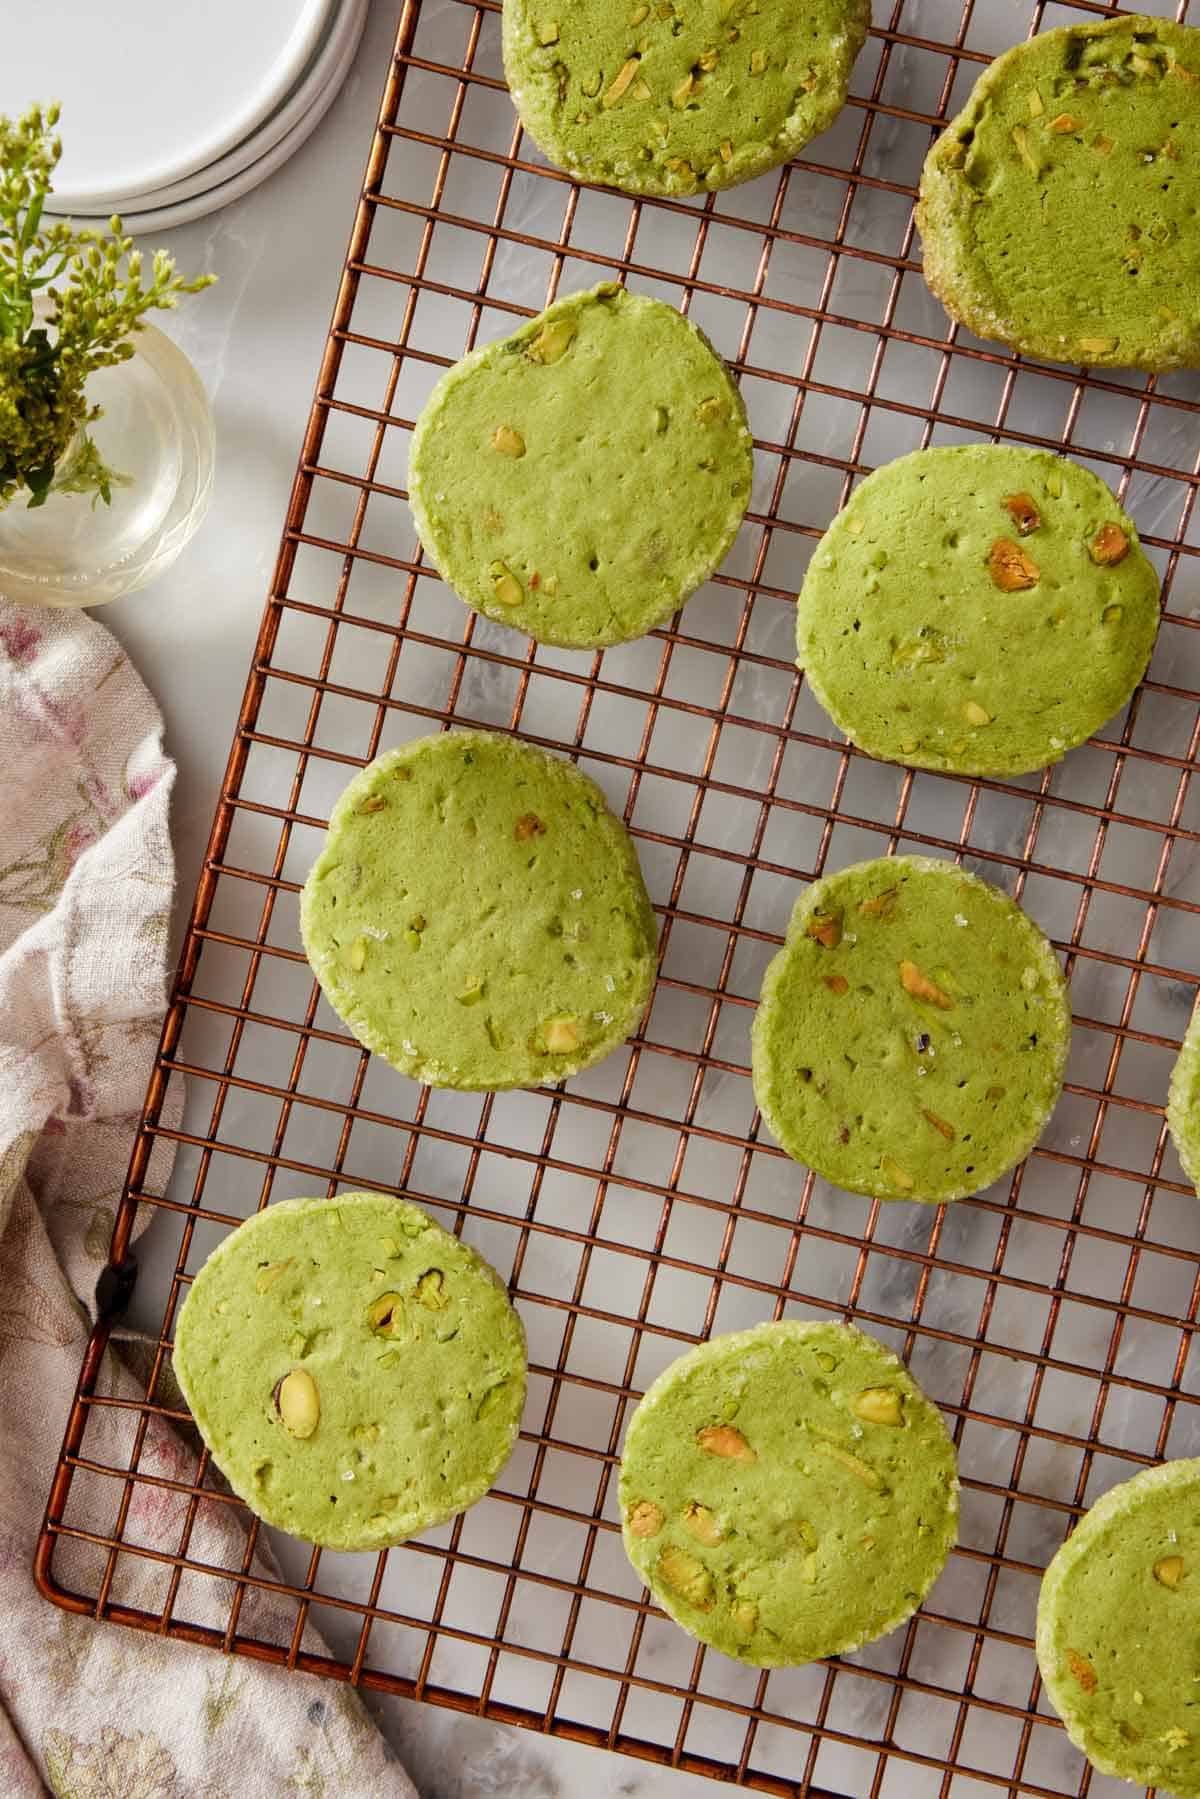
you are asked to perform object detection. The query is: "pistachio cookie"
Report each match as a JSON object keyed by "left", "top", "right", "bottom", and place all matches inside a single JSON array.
[
  {"left": 502, "top": 0, "right": 870, "bottom": 200},
  {"left": 796, "top": 445, "right": 1160, "bottom": 777},
  {"left": 173, "top": 1193, "right": 527, "bottom": 1551},
  {"left": 408, "top": 284, "right": 753, "bottom": 649},
  {"left": 300, "top": 730, "right": 658, "bottom": 1090},
  {"left": 1037, "top": 1459, "right": 1200, "bottom": 1795},
  {"left": 619, "top": 1321, "right": 959, "bottom": 1666},
  {"left": 917, "top": 15, "right": 1200, "bottom": 371},
  {"left": 1166, "top": 995, "right": 1200, "bottom": 1190},
  {"left": 751, "top": 856, "right": 1071, "bottom": 1203}
]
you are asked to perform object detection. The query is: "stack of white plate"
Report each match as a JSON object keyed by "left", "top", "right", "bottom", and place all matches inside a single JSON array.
[{"left": 4, "top": 0, "right": 369, "bottom": 235}]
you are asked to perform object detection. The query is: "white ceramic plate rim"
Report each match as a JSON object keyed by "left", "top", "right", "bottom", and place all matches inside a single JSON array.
[
  {"left": 47, "top": 0, "right": 368, "bottom": 237},
  {"left": 46, "top": 0, "right": 338, "bottom": 207},
  {"left": 59, "top": 0, "right": 361, "bottom": 213}
]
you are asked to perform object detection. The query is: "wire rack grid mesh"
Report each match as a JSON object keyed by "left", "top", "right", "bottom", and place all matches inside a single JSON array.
[{"left": 35, "top": 0, "right": 1200, "bottom": 1793}]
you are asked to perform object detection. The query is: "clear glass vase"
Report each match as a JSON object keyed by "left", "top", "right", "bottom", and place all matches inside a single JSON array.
[{"left": 0, "top": 323, "right": 215, "bottom": 609}]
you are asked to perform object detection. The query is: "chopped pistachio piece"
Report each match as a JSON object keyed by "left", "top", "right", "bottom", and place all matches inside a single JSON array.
[
  {"left": 525, "top": 317, "right": 578, "bottom": 363},
  {"left": 544, "top": 1015, "right": 582, "bottom": 1054},
  {"left": 367, "top": 1291, "right": 407, "bottom": 1338},
  {"left": 628, "top": 1500, "right": 664, "bottom": 1538},
  {"left": 602, "top": 57, "right": 641, "bottom": 108},
  {"left": 657, "top": 1545, "right": 714, "bottom": 1610},
  {"left": 1090, "top": 523, "right": 1129, "bottom": 566},
  {"left": 852, "top": 1387, "right": 905, "bottom": 1426},
  {"left": 414, "top": 1268, "right": 449, "bottom": 1310},
  {"left": 805, "top": 909, "right": 843, "bottom": 949},
  {"left": 988, "top": 537, "right": 1040, "bottom": 591},
  {"left": 696, "top": 1423, "right": 756, "bottom": 1462},
  {"left": 899, "top": 960, "right": 954, "bottom": 1009},
  {"left": 682, "top": 1502, "right": 723, "bottom": 1546}
]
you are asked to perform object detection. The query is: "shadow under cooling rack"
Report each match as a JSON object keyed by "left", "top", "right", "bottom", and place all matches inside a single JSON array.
[{"left": 36, "top": 2, "right": 1200, "bottom": 1795}]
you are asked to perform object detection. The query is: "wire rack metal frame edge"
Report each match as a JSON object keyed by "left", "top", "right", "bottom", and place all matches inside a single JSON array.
[{"left": 31, "top": 1, "right": 1200, "bottom": 1795}]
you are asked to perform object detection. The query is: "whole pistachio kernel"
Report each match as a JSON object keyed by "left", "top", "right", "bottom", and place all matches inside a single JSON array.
[
  {"left": 415, "top": 1268, "right": 449, "bottom": 1310},
  {"left": 852, "top": 1387, "right": 905, "bottom": 1427},
  {"left": 1090, "top": 522, "right": 1130, "bottom": 566},
  {"left": 275, "top": 1368, "right": 320, "bottom": 1439},
  {"left": 357, "top": 794, "right": 387, "bottom": 814},
  {"left": 492, "top": 424, "right": 526, "bottom": 458},
  {"left": 367, "top": 1291, "right": 406, "bottom": 1338},
  {"left": 824, "top": 974, "right": 849, "bottom": 996},
  {"left": 962, "top": 699, "right": 992, "bottom": 727},
  {"left": 988, "top": 537, "right": 1040, "bottom": 592},
  {"left": 1154, "top": 1555, "right": 1185, "bottom": 1589},
  {"left": 515, "top": 812, "right": 545, "bottom": 842},
  {"left": 696, "top": 1424, "right": 756, "bottom": 1462},
  {"left": 628, "top": 1500, "right": 664, "bottom": 1539}
]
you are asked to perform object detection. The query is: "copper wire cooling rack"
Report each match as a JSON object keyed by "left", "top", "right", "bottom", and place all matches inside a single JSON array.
[{"left": 35, "top": 1, "right": 1200, "bottom": 1793}]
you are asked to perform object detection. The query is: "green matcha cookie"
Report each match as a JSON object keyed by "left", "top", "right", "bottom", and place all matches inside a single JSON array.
[
  {"left": 918, "top": 15, "right": 1200, "bottom": 371},
  {"left": 173, "top": 1193, "right": 527, "bottom": 1551},
  {"left": 796, "top": 446, "right": 1161, "bottom": 778},
  {"left": 1037, "top": 1459, "right": 1200, "bottom": 1795},
  {"left": 300, "top": 730, "right": 657, "bottom": 1090},
  {"left": 1166, "top": 997, "right": 1200, "bottom": 1190},
  {"left": 502, "top": 0, "right": 870, "bottom": 200},
  {"left": 752, "top": 856, "right": 1071, "bottom": 1203},
  {"left": 619, "top": 1321, "right": 958, "bottom": 1666},
  {"left": 408, "top": 284, "right": 752, "bottom": 649}
]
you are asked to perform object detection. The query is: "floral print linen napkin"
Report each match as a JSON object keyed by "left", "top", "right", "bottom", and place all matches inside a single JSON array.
[{"left": 0, "top": 604, "right": 415, "bottom": 1799}]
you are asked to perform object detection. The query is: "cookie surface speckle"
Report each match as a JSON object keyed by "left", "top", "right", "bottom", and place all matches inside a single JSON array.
[
  {"left": 751, "top": 856, "right": 1071, "bottom": 1203},
  {"left": 1037, "top": 1459, "right": 1200, "bottom": 1795},
  {"left": 619, "top": 1321, "right": 959, "bottom": 1666},
  {"left": 797, "top": 446, "right": 1160, "bottom": 778},
  {"left": 173, "top": 1193, "right": 527, "bottom": 1551},
  {"left": 917, "top": 16, "right": 1200, "bottom": 371},
  {"left": 408, "top": 284, "right": 752, "bottom": 649},
  {"left": 301, "top": 731, "right": 658, "bottom": 1090},
  {"left": 502, "top": 0, "right": 870, "bottom": 199}
]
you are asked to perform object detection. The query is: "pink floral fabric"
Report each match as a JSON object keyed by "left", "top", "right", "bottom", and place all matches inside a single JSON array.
[{"left": 0, "top": 604, "right": 415, "bottom": 1799}]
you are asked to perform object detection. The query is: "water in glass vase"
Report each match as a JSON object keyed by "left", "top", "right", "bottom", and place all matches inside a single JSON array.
[{"left": 0, "top": 323, "right": 214, "bottom": 609}]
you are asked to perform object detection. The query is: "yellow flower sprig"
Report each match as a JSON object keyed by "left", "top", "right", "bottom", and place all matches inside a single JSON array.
[{"left": 0, "top": 103, "right": 215, "bottom": 509}]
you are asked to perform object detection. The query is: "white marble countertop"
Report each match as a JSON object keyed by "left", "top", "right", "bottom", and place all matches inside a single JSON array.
[{"left": 101, "top": 2, "right": 713, "bottom": 1791}]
